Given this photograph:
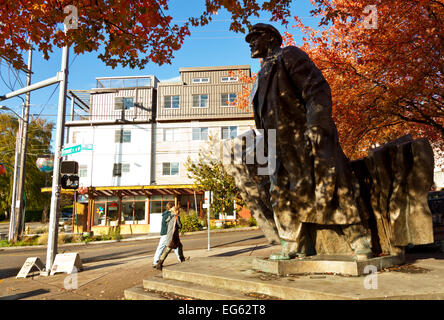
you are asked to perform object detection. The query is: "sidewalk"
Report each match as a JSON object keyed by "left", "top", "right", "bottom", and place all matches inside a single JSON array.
[
  {"left": 0, "top": 232, "right": 443, "bottom": 300},
  {"left": 0, "top": 226, "right": 259, "bottom": 251},
  {"left": 0, "top": 235, "right": 279, "bottom": 300}
]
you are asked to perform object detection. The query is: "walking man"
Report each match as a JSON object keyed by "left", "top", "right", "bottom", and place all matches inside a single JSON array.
[{"left": 152, "top": 202, "right": 184, "bottom": 267}]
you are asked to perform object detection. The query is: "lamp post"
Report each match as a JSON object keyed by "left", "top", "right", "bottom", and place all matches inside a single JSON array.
[{"left": 0, "top": 105, "right": 26, "bottom": 242}]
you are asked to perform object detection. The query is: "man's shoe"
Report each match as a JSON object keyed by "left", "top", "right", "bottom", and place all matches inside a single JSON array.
[{"left": 180, "top": 257, "right": 190, "bottom": 262}]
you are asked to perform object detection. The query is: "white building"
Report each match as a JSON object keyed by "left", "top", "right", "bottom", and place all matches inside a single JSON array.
[{"left": 60, "top": 67, "right": 254, "bottom": 235}]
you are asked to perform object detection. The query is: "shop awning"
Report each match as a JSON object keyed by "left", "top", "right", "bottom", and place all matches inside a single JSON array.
[{"left": 41, "top": 184, "right": 203, "bottom": 198}]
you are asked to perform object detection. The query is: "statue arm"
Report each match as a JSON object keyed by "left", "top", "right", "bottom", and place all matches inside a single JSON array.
[{"left": 281, "top": 47, "right": 333, "bottom": 134}]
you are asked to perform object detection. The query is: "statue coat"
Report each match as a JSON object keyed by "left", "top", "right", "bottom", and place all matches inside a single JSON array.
[{"left": 252, "top": 46, "right": 364, "bottom": 227}]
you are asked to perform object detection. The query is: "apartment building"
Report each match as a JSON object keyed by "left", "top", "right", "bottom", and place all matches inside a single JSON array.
[{"left": 59, "top": 66, "right": 254, "bottom": 235}]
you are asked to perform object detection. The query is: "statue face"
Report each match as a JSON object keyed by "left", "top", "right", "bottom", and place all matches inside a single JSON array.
[{"left": 248, "top": 33, "right": 269, "bottom": 59}]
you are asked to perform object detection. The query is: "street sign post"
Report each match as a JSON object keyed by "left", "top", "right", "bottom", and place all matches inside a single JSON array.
[{"left": 204, "top": 191, "right": 212, "bottom": 251}]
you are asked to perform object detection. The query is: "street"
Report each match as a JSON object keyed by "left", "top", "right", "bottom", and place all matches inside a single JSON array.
[{"left": 0, "top": 229, "right": 267, "bottom": 279}]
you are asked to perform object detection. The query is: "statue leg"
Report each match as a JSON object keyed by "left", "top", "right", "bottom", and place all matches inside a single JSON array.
[
  {"left": 268, "top": 160, "right": 314, "bottom": 259},
  {"left": 269, "top": 222, "right": 314, "bottom": 260},
  {"left": 341, "top": 223, "right": 373, "bottom": 260}
]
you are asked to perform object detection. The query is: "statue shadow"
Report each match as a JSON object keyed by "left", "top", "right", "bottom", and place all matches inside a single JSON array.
[
  {"left": 405, "top": 243, "right": 444, "bottom": 263},
  {"left": 210, "top": 244, "right": 273, "bottom": 257},
  {"left": 0, "top": 289, "right": 50, "bottom": 300}
]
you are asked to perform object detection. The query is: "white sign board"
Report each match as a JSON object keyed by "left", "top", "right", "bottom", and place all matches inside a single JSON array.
[
  {"left": 16, "top": 257, "right": 45, "bottom": 278},
  {"left": 202, "top": 203, "right": 209, "bottom": 209},
  {"left": 50, "top": 252, "right": 83, "bottom": 275},
  {"left": 204, "top": 191, "right": 212, "bottom": 204}
]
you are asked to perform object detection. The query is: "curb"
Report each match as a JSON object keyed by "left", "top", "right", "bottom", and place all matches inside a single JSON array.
[{"left": 0, "top": 226, "right": 259, "bottom": 252}]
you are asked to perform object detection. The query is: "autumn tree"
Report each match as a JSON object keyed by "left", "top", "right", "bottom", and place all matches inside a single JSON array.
[
  {"left": 0, "top": 0, "right": 295, "bottom": 71},
  {"left": 0, "top": 114, "right": 53, "bottom": 219},
  {"left": 290, "top": 0, "right": 443, "bottom": 159},
  {"left": 185, "top": 135, "right": 244, "bottom": 219},
  {"left": 231, "top": 0, "right": 443, "bottom": 160}
]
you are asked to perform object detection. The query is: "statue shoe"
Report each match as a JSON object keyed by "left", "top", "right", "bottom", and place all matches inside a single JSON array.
[
  {"left": 269, "top": 240, "right": 305, "bottom": 260},
  {"left": 269, "top": 252, "right": 292, "bottom": 260},
  {"left": 352, "top": 248, "right": 373, "bottom": 261}
]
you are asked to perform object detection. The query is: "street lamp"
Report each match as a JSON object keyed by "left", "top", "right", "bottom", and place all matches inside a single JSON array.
[
  {"left": 0, "top": 105, "right": 26, "bottom": 242},
  {"left": 0, "top": 105, "right": 26, "bottom": 121}
]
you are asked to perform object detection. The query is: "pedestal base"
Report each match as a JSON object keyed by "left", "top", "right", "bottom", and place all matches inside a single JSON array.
[{"left": 253, "top": 254, "right": 405, "bottom": 276}]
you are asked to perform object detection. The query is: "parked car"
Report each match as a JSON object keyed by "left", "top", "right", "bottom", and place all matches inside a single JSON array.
[
  {"left": 58, "top": 210, "right": 73, "bottom": 226},
  {"left": 428, "top": 191, "right": 444, "bottom": 244}
]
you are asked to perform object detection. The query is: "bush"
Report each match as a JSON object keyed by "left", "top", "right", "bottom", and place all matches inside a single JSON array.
[
  {"left": 100, "top": 226, "right": 122, "bottom": 241},
  {"left": 0, "top": 212, "right": 6, "bottom": 221},
  {"left": 180, "top": 214, "right": 203, "bottom": 233},
  {"left": 37, "top": 233, "right": 48, "bottom": 245},
  {"left": 248, "top": 217, "right": 257, "bottom": 227}
]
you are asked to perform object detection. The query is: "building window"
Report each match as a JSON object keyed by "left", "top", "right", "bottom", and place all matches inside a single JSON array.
[
  {"left": 221, "top": 93, "right": 237, "bottom": 107},
  {"left": 192, "top": 127, "right": 208, "bottom": 141},
  {"left": 221, "top": 76, "right": 238, "bottom": 83},
  {"left": 93, "top": 196, "right": 119, "bottom": 226},
  {"left": 79, "top": 165, "right": 88, "bottom": 178},
  {"left": 122, "top": 196, "right": 146, "bottom": 224},
  {"left": 164, "top": 95, "right": 180, "bottom": 109},
  {"left": 149, "top": 195, "right": 175, "bottom": 214},
  {"left": 192, "top": 77, "right": 210, "bottom": 84},
  {"left": 163, "top": 128, "right": 177, "bottom": 142},
  {"left": 192, "top": 94, "right": 209, "bottom": 108},
  {"left": 115, "top": 97, "right": 134, "bottom": 110},
  {"left": 72, "top": 131, "right": 82, "bottom": 144},
  {"left": 221, "top": 126, "right": 238, "bottom": 140},
  {"left": 115, "top": 129, "right": 131, "bottom": 143},
  {"left": 162, "top": 162, "right": 179, "bottom": 176},
  {"left": 113, "top": 163, "right": 130, "bottom": 176}
]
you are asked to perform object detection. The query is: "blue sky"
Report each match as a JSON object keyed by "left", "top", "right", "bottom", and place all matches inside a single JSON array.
[{"left": 0, "top": 0, "right": 321, "bottom": 150}]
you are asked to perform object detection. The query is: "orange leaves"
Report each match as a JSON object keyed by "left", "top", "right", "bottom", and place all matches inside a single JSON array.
[
  {"left": 290, "top": 0, "right": 444, "bottom": 159},
  {"left": 0, "top": 0, "right": 298, "bottom": 71},
  {"left": 228, "top": 70, "right": 256, "bottom": 113}
]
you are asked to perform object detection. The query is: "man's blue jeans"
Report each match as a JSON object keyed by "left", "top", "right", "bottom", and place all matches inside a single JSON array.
[{"left": 153, "top": 235, "right": 181, "bottom": 264}]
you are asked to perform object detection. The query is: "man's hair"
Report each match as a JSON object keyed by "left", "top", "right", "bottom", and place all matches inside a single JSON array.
[{"left": 166, "top": 201, "right": 175, "bottom": 210}]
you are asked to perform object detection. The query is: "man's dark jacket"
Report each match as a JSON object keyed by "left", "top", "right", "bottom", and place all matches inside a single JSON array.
[{"left": 160, "top": 210, "right": 171, "bottom": 236}]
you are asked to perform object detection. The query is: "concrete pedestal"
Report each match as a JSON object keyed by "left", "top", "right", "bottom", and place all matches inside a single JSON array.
[{"left": 253, "top": 254, "right": 405, "bottom": 276}]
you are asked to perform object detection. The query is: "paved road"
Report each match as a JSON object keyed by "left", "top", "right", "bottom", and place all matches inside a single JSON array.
[{"left": 0, "top": 229, "right": 266, "bottom": 279}]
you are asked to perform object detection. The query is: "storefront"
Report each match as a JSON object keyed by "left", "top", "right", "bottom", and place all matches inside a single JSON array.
[{"left": 41, "top": 185, "right": 204, "bottom": 235}]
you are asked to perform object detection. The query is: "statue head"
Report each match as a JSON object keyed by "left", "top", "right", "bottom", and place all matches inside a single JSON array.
[{"left": 245, "top": 23, "right": 282, "bottom": 58}]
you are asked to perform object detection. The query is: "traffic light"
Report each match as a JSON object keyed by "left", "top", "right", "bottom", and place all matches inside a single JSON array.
[
  {"left": 60, "top": 161, "right": 78, "bottom": 174},
  {"left": 61, "top": 174, "right": 79, "bottom": 189}
]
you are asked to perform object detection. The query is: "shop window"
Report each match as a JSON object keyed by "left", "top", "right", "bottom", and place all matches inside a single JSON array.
[
  {"left": 93, "top": 202, "right": 106, "bottom": 226},
  {"left": 149, "top": 195, "right": 175, "bottom": 214},
  {"left": 121, "top": 196, "right": 146, "bottom": 224},
  {"left": 106, "top": 198, "right": 119, "bottom": 226}
]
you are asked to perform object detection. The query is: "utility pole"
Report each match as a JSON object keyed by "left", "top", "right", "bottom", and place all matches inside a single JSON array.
[
  {"left": 13, "top": 45, "right": 32, "bottom": 241},
  {"left": 45, "top": 43, "right": 69, "bottom": 274},
  {"left": 8, "top": 113, "right": 22, "bottom": 241}
]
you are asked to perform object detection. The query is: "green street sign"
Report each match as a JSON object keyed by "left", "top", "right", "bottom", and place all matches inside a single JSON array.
[
  {"left": 61, "top": 144, "right": 82, "bottom": 156},
  {"left": 82, "top": 144, "right": 93, "bottom": 151}
]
